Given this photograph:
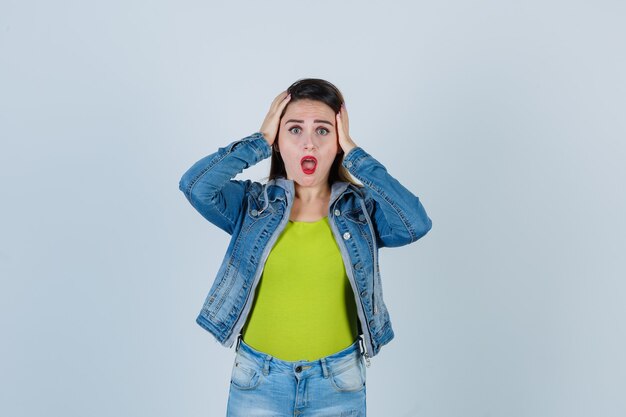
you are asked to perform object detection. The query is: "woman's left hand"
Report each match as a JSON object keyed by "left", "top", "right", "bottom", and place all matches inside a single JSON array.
[{"left": 336, "top": 104, "right": 357, "bottom": 155}]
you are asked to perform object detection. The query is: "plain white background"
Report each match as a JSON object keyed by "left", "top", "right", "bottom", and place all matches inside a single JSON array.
[{"left": 1, "top": 1, "right": 625, "bottom": 416}]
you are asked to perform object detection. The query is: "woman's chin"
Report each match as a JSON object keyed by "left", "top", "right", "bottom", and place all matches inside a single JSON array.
[{"left": 290, "top": 173, "right": 328, "bottom": 188}]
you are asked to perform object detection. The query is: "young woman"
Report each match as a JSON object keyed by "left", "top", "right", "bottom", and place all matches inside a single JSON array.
[{"left": 179, "top": 78, "right": 432, "bottom": 416}]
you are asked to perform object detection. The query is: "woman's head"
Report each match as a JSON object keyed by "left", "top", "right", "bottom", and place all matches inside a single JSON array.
[{"left": 268, "top": 78, "right": 358, "bottom": 186}]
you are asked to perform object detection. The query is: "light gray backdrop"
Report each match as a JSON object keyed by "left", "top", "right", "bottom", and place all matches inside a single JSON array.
[{"left": 1, "top": 1, "right": 625, "bottom": 416}]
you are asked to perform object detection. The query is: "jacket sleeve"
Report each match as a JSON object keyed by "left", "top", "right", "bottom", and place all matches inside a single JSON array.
[
  {"left": 342, "top": 146, "right": 432, "bottom": 248},
  {"left": 178, "top": 132, "right": 272, "bottom": 235}
]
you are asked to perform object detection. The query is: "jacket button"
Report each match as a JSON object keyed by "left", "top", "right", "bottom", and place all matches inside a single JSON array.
[
  {"left": 354, "top": 262, "right": 362, "bottom": 270},
  {"left": 360, "top": 289, "right": 367, "bottom": 297},
  {"left": 251, "top": 209, "right": 258, "bottom": 216},
  {"left": 343, "top": 232, "right": 351, "bottom": 240},
  {"left": 295, "top": 365, "right": 302, "bottom": 373},
  {"left": 358, "top": 214, "right": 365, "bottom": 221},
  {"left": 346, "top": 161, "right": 353, "bottom": 168},
  {"left": 334, "top": 209, "right": 341, "bottom": 216}
]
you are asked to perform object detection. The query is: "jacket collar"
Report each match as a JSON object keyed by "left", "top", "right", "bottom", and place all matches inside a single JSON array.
[{"left": 269, "top": 177, "right": 353, "bottom": 206}]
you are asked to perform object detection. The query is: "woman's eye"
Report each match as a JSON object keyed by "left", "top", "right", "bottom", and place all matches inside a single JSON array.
[
  {"left": 288, "top": 127, "right": 301, "bottom": 134},
  {"left": 317, "top": 127, "right": 330, "bottom": 135}
]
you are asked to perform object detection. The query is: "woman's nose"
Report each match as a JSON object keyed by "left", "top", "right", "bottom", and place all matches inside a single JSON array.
[{"left": 304, "top": 134, "right": 316, "bottom": 150}]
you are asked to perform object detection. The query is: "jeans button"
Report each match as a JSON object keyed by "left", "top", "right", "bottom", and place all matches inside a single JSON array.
[
  {"left": 334, "top": 209, "right": 341, "bottom": 216},
  {"left": 295, "top": 365, "right": 302, "bottom": 373}
]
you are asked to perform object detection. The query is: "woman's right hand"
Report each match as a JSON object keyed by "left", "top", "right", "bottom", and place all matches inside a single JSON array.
[{"left": 259, "top": 91, "right": 292, "bottom": 146}]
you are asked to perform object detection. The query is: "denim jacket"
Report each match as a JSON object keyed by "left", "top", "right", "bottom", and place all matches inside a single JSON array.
[{"left": 179, "top": 132, "right": 432, "bottom": 362}]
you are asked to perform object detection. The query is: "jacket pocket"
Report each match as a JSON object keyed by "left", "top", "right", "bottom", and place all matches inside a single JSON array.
[
  {"left": 246, "top": 195, "right": 273, "bottom": 220},
  {"left": 343, "top": 199, "right": 373, "bottom": 225}
]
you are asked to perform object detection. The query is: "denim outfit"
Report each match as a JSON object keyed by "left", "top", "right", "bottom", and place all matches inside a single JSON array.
[
  {"left": 178, "top": 132, "right": 432, "bottom": 364},
  {"left": 226, "top": 336, "right": 367, "bottom": 416}
]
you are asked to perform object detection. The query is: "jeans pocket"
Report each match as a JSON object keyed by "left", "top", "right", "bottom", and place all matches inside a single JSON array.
[
  {"left": 230, "top": 352, "right": 262, "bottom": 390},
  {"left": 329, "top": 356, "right": 366, "bottom": 392}
]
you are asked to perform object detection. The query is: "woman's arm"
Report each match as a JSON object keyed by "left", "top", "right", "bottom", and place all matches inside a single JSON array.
[
  {"left": 335, "top": 104, "right": 431, "bottom": 248},
  {"left": 342, "top": 146, "right": 432, "bottom": 248},
  {"left": 178, "top": 132, "right": 271, "bottom": 235},
  {"left": 179, "top": 91, "right": 290, "bottom": 234}
]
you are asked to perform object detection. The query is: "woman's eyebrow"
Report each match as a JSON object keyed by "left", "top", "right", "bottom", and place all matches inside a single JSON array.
[{"left": 285, "top": 119, "right": 334, "bottom": 126}]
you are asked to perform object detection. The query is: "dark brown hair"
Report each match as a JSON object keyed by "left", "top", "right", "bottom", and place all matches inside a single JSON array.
[{"left": 267, "top": 78, "right": 360, "bottom": 186}]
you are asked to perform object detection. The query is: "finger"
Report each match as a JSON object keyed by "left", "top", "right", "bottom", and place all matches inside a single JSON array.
[
  {"left": 271, "top": 91, "right": 290, "bottom": 110},
  {"left": 338, "top": 107, "right": 347, "bottom": 131},
  {"left": 341, "top": 104, "right": 349, "bottom": 131},
  {"left": 273, "top": 93, "right": 291, "bottom": 123},
  {"left": 275, "top": 90, "right": 288, "bottom": 102},
  {"left": 260, "top": 92, "right": 290, "bottom": 143},
  {"left": 278, "top": 93, "right": 291, "bottom": 109},
  {"left": 272, "top": 93, "right": 291, "bottom": 124},
  {"left": 336, "top": 112, "right": 344, "bottom": 140}
]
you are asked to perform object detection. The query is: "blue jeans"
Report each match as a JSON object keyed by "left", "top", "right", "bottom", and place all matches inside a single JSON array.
[{"left": 226, "top": 336, "right": 367, "bottom": 416}]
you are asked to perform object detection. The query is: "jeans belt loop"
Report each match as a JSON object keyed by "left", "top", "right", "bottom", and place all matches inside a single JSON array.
[
  {"left": 320, "top": 358, "right": 330, "bottom": 379},
  {"left": 263, "top": 355, "right": 271, "bottom": 376}
]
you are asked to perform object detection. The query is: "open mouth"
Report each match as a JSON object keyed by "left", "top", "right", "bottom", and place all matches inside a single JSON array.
[{"left": 300, "top": 155, "right": 317, "bottom": 175}]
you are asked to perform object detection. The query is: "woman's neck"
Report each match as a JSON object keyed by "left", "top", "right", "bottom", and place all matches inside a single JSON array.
[
  {"left": 294, "top": 183, "right": 331, "bottom": 203},
  {"left": 290, "top": 183, "right": 332, "bottom": 222}
]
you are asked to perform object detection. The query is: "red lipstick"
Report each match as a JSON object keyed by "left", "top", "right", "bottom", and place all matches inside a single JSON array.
[{"left": 300, "top": 155, "right": 317, "bottom": 175}]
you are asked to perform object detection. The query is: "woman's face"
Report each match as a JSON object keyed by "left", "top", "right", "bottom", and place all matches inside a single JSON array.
[{"left": 276, "top": 99, "right": 339, "bottom": 188}]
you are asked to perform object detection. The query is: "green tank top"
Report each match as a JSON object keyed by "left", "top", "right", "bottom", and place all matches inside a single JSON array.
[{"left": 241, "top": 216, "right": 359, "bottom": 361}]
